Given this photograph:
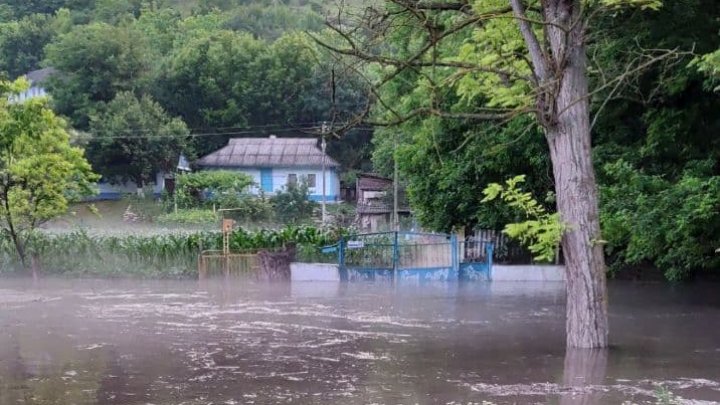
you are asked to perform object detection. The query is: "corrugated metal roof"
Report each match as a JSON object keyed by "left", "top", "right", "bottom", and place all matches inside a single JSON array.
[
  {"left": 196, "top": 137, "right": 340, "bottom": 168},
  {"left": 25, "top": 68, "right": 57, "bottom": 85}
]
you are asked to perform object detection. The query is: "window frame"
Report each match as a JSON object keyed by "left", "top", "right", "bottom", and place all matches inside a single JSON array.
[
  {"left": 287, "top": 173, "right": 297, "bottom": 187},
  {"left": 306, "top": 174, "right": 317, "bottom": 188}
]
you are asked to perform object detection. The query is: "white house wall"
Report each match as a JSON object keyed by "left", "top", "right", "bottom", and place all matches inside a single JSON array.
[
  {"left": 86, "top": 171, "right": 169, "bottom": 200},
  {"left": 223, "top": 167, "right": 340, "bottom": 202},
  {"left": 9, "top": 86, "right": 47, "bottom": 104}
]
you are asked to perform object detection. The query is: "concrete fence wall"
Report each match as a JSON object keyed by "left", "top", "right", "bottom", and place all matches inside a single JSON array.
[
  {"left": 291, "top": 262, "right": 566, "bottom": 283},
  {"left": 290, "top": 263, "right": 340, "bottom": 282},
  {"left": 491, "top": 265, "right": 565, "bottom": 282}
]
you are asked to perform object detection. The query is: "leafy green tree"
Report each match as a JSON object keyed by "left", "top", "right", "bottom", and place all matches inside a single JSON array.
[
  {"left": 319, "top": 0, "right": 693, "bottom": 348},
  {"left": 600, "top": 160, "right": 720, "bottom": 281},
  {"left": 0, "top": 78, "right": 97, "bottom": 270},
  {"left": 154, "top": 29, "right": 262, "bottom": 151},
  {"left": 247, "top": 33, "right": 322, "bottom": 124},
  {"left": 1, "top": 0, "right": 70, "bottom": 17},
  {"left": 44, "top": 22, "right": 150, "bottom": 128},
  {"left": 134, "top": 6, "right": 184, "bottom": 56},
  {"left": 0, "top": 14, "right": 57, "bottom": 77},
  {"left": 373, "top": 115, "right": 551, "bottom": 232},
  {"left": 695, "top": 49, "right": 720, "bottom": 91},
  {"left": 224, "top": 4, "right": 323, "bottom": 40},
  {"left": 92, "top": 0, "right": 143, "bottom": 23},
  {"left": 589, "top": 0, "right": 720, "bottom": 279},
  {"left": 88, "top": 92, "right": 191, "bottom": 191}
]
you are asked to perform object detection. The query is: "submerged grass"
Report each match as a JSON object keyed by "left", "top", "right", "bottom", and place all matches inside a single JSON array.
[{"left": 0, "top": 226, "right": 342, "bottom": 278}]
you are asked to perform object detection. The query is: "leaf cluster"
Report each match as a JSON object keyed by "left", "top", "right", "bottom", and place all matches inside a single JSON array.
[{"left": 482, "top": 175, "right": 564, "bottom": 263}]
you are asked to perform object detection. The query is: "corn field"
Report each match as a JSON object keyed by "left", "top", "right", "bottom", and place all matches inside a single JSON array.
[{"left": 0, "top": 226, "right": 341, "bottom": 278}]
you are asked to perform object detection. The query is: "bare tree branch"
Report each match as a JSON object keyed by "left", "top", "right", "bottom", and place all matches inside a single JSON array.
[{"left": 509, "top": 0, "right": 550, "bottom": 81}]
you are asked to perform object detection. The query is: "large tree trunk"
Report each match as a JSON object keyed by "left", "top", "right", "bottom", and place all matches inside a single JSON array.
[{"left": 545, "top": 0, "right": 609, "bottom": 348}]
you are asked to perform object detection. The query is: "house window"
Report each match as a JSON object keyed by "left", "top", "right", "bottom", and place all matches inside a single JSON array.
[
  {"left": 287, "top": 173, "right": 297, "bottom": 186},
  {"left": 306, "top": 174, "right": 316, "bottom": 188}
]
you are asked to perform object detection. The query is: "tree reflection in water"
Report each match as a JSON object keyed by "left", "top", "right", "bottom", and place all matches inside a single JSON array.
[{"left": 560, "top": 348, "right": 609, "bottom": 405}]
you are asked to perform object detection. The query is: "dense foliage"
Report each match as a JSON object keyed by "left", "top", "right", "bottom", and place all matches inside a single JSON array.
[
  {"left": 88, "top": 92, "right": 191, "bottom": 187},
  {"left": 173, "top": 170, "right": 254, "bottom": 208},
  {"left": 0, "top": 0, "right": 371, "bottom": 182},
  {"left": 368, "top": 0, "right": 720, "bottom": 280}
]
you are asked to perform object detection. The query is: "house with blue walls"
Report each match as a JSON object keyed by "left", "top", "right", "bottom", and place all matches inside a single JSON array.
[{"left": 196, "top": 136, "right": 341, "bottom": 202}]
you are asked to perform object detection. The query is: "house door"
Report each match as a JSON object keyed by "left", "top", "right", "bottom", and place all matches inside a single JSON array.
[
  {"left": 164, "top": 178, "right": 176, "bottom": 195},
  {"left": 260, "top": 169, "right": 273, "bottom": 193}
]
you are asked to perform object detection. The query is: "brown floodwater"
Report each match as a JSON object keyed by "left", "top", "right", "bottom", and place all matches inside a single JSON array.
[{"left": 0, "top": 278, "right": 718, "bottom": 404}]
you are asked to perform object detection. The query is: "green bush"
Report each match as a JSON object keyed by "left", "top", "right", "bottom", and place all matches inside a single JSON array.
[
  {"left": 271, "top": 181, "right": 317, "bottom": 224},
  {"left": 216, "top": 193, "right": 275, "bottom": 223},
  {"left": 173, "top": 170, "right": 254, "bottom": 209},
  {"left": 156, "top": 209, "right": 219, "bottom": 226}
]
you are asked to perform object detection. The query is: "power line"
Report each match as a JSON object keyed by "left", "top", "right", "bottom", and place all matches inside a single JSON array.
[
  {"left": 85, "top": 126, "right": 375, "bottom": 140},
  {"left": 89, "top": 121, "right": 330, "bottom": 134}
]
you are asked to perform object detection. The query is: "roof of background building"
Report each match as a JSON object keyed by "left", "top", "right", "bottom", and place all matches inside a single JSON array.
[
  {"left": 357, "top": 173, "right": 393, "bottom": 191},
  {"left": 24, "top": 67, "right": 57, "bottom": 85},
  {"left": 196, "top": 136, "right": 340, "bottom": 168}
]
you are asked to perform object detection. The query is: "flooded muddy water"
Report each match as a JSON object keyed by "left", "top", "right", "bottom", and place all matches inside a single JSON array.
[{"left": 0, "top": 279, "right": 719, "bottom": 404}]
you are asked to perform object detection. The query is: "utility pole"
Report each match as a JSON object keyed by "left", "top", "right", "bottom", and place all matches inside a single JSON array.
[{"left": 321, "top": 121, "right": 329, "bottom": 225}]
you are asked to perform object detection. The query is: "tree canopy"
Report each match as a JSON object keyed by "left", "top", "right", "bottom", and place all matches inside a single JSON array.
[
  {"left": 0, "top": 0, "right": 371, "bottom": 183},
  {"left": 0, "top": 78, "right": 97, "bottom": 269},
  {"left": 88, "top": 92, "right": 191, "bottom": 188}
]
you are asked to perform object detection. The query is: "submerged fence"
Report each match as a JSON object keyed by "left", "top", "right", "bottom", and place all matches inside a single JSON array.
[{"left": 325, "top": 232, "right": 494, "bottom": 282}]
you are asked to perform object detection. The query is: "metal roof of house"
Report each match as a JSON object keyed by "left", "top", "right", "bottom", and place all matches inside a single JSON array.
[
  {"left": 24, "top": 68, "right": 57, "bottom": 85},
  {"left": 196, "top": 136, "right": 340, "bottom": 168},
  {"left": 357, "top": 173, "right": 393, "bottom": 191}
]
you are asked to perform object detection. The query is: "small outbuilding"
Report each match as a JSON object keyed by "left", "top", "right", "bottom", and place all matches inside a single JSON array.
[{"left": 355, "top": 173, "right": 411, "bottom": 232}]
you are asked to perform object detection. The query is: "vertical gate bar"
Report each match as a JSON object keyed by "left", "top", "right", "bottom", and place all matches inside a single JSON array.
[
  {"left": 451, "top": 233, "right": 459, "bottom": 281},
  {"left": 392, "top": 231, "right": 399, "bottom": 284},
  {"left": 486, "top": 242, "right": 494, "bottom": 281},
  {"left": 338, "top": 237, "right": 347, "bottom": 282}
]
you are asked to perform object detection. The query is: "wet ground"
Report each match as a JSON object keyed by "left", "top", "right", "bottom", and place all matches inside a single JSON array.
[{"left": 0, "top": 279, "right": 719, "bottom": 404}]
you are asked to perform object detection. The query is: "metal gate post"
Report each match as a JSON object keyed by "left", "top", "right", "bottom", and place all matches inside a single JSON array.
[
  {"left": 485, "top": 242, "right": 494, "bottom": 281},
  {"left": 450, "top": 233, "right": 459, "bottom": 281},
  {"left": 338, "top": 237, "right": 347, "bottom": 281},
  {"left": 392, "top": 231, "right": 399, "bottom": 284}
]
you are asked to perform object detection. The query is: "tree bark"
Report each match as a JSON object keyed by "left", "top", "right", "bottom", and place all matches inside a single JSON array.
[{"left": 545, "top": 0, "right": 609, "bottom": 348}]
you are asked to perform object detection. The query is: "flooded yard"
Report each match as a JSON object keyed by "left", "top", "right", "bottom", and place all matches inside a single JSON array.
[{"left": 0, "top": 279, "right": 719, "bottom": 404}]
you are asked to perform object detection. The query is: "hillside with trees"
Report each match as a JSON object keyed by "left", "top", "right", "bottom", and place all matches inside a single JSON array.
[
  {"left": 0, "top": 0, "right": 372, "bottom": 182},
  {"left": 1, "top": 0, "right": 719, "bottom": 285}
]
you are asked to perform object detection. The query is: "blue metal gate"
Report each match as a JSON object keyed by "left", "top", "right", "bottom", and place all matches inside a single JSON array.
[{"left": 327, "top": 232, "right": 492, "bottom": 282}]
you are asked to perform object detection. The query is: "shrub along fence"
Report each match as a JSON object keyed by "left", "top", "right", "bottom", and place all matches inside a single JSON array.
[{"left": 0, "top": 226, "right": 341, "bottom": 278}]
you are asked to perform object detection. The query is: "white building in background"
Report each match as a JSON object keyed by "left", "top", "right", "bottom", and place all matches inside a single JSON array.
[
  {"left": 10, "top": 67, "right": 55, "bottom": 103},
  {"left": 196, "top": 136, "right": 341, "bottom": 202}
]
